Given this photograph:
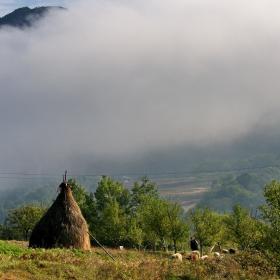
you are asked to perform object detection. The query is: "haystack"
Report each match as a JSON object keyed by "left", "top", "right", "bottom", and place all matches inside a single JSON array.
[{"left": 29, "top": 180, "right": 91, "bottom": 250}]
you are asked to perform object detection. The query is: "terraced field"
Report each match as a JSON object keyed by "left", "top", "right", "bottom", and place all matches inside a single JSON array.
[
  {"left": 124, "top": 176, "right": 212, "bottom": 211},
  {"left": 156, "top": 177, "right": 212, "bottom": 211}
]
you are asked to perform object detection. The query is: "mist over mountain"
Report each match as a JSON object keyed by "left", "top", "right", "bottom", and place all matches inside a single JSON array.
[
  {"left": 0, "top": 6, "right": 66, "bottom": 29},
  {"left": 1, "top": 0, "right": 280, "bottom": 189}
]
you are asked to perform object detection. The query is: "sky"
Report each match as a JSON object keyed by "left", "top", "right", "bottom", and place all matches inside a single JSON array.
[{"left": 1, "top": 0, "right": 280, "bottom": 186}]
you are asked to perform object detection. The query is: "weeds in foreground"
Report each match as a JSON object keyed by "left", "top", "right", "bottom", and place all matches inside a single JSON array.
[{"left": 0, "top": 241, "right": 279, "bottom": 280}]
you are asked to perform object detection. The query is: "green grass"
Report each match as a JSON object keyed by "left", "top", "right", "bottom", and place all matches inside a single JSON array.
[
  {"left": 0, "top": 240, "right": 26, "bottom": 256},
  {"left": 0, "top": 240, "right": 279, "bottom": 280}
]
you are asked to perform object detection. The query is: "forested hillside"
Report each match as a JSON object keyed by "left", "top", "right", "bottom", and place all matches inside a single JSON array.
[{"left": 193, "top": 153, "right": 280, "bottom": 212}]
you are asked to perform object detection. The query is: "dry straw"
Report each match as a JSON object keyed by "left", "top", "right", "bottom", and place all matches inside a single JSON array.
[{"left": 29, "top": 176, "right": 91, "bottom": 250}]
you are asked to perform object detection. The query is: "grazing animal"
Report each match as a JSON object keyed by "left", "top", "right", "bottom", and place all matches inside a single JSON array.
[
  {"left": 222, "top": 248, "right": 236, "bottom": 254},
  {"left": 171, "top": 253, "right": 183, "bottom": 262},
  {"left": 186, "top": 253, "right": 199, "bottom": 260},
  {"left": 229, "top": 248, "right": 236, "bottom": 254},
  {"left": 192, "top": 250, "right": 200, "bottom": 258},
  {"left": 200, "top": 255, "right": 209, "bottom": 260},
  {"left": 214, "top": 252, "right": 220, "bottom": 258}
]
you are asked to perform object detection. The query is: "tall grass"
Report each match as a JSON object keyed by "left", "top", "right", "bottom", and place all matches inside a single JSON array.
[{"left": 0, "top": 240, "right": 278, "bottom": 279}]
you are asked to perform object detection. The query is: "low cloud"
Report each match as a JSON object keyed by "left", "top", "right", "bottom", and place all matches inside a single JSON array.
[{"left": 1, "top": 0, "right": 280, "bottom": 183}]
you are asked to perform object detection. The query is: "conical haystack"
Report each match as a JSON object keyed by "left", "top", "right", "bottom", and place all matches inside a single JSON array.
[{"left": 29, "top": 180, "right": 91, "bottom": 250}]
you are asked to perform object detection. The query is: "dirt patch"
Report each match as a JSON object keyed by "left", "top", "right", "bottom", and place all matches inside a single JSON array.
[{"left": 5, "top": 240, "right": 29, "bottom": 248}]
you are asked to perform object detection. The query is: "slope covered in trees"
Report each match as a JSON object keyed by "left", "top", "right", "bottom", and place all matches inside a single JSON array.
[{"left": 197, "top": 153, "right": 280, "bottom": 212}]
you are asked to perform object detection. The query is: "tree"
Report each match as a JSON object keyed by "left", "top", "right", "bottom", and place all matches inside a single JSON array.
[
  {"left": 130, "top": 176, "right": 159, "bottom": 210},
  {"left": 0, "top": 204, "right": 46, "bottom": 240},
  {"left": 166, "top": 202, "right": 189, "bottom": 253},
  {"left": 138, "top": 196, "right": 189, "bottom": 252},
  {"left": 223, "top": 203, "right": 263, "bottom": 249},
  {"left": 94, "top": 175, "right": 130, "bottom": 212},
  {"left": 97, "top": 199, "right": 128, "bottom": 247},
  {"left": 127, "top": 217, "right": 144, "bottom": 250},
  {"left": 69, "top": 179, "right": 88, "bottom": 206},
  {"left": 80, "top": 192, "right": 98, "bottom": 235},
  {"left": 188, "top": 205, "right": 222, "bottom": 255},
  {"left": 139, "top": 197, "right": 169, "bottom": 251},
  {"left": 93, "top": 176, "right": 131, "bottom": 247},
  {"left": 259, "top": 180, "right": 280, "bottom": 255},
  {"left": 236, "top": 173, "right": 259, "bottom": 192}
]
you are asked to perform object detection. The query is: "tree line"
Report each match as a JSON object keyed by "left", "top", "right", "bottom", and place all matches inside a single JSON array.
[
  {"left": 2, "top": 176, "right": 280, "bottom": 268},
  {"left": 0, "top": 153, "right": 279, "bottom": 223},
  {"left": 0, "top": 176, "right": 189, "bottom": 252}
]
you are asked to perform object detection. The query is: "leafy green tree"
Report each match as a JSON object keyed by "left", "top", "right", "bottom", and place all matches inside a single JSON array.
[
  {"left": 94, "top": 175, "right": 130, "bottom": 212},
  {"left": 0, "top": 207, "right": 8, "bottom": 225},
  {"left": 97, "top": 199, "right": 128, "bottom": 247},
  {"left": 130, "top": 176, "right": 159, "bottom": 211},
  {"left": 139, "top": 197, "right": 169, "bottom": 251},
  {"left": 138, "top": 197, "right": 189, "bottom": 252},
  {"left": 126, "top": 176, "right": 160, "bottom": 249},
  {"left": 68, "top": 179, "right": 88, "bottom": 206},
  {"left": 127, "top": 217, "right": 144, "bottom": 250},
  {"left": 235, "top": 173, "right": 261, "bottom": 192},
  {"left": 223, "top": 203, "right": 263, "bottom": 249},
  {"left": 188, "top": 205, "right": 222, "bottom": 254},
  {"left": 0, "top": 204, "right": 46, "bottom": 240},
  {"left": 200, "top": 178, "right": 259, "bottom": 213},
  {"left": 259, "top": 180, "right": 280, "bottom": 255},
  {"left": 211, "top": 173, "right": 236, "bottom": 190},
  {"left": 166, "top": 202, "right": 189, "bottom": 253},
  {"left": 93, "top": 176, "right": 132, "bottom": 247},
  {"left": 80, "top": 193, "right": 98, "bottom": 235},
  {"left": 143, "top": 230, "right": 159, "bottom": 251}
]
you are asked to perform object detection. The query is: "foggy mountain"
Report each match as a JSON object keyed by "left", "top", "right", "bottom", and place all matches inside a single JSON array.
[
  {"left": 1, "top": 1, "right": 280, "bottom": 189},
  {"left": 0, "top": 6, "right": 66, "bottom": 29}
]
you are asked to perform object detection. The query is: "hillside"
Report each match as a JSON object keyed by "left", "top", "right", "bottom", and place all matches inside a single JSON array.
[{"left": 0, "top": 6, "right": 66, "bottom": 28}]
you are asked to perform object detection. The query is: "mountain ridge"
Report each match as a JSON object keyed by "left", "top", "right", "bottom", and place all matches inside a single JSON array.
[{"left": 0, "top": 6, "right": 66, "bottom": 28}]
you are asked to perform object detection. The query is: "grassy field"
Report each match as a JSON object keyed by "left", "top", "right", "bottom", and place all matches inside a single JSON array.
[
  {"left": 0, "top": 240, "right": 278, "bottom": 280},
  {"left": 124, "top": 176, "right": 213, "bottom": 212},
  {"left": 156, "top": 177, "right": 212, "bottom": 211}
]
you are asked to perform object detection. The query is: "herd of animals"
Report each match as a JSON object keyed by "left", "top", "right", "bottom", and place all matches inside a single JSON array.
[{"left": 171, "top": 247, "right": 236, "bottom": 262}]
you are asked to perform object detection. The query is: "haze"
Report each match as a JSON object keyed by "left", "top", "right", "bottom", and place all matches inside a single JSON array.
[{"left": 1, "top": 0, "right": 280, "bottom": 184}]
